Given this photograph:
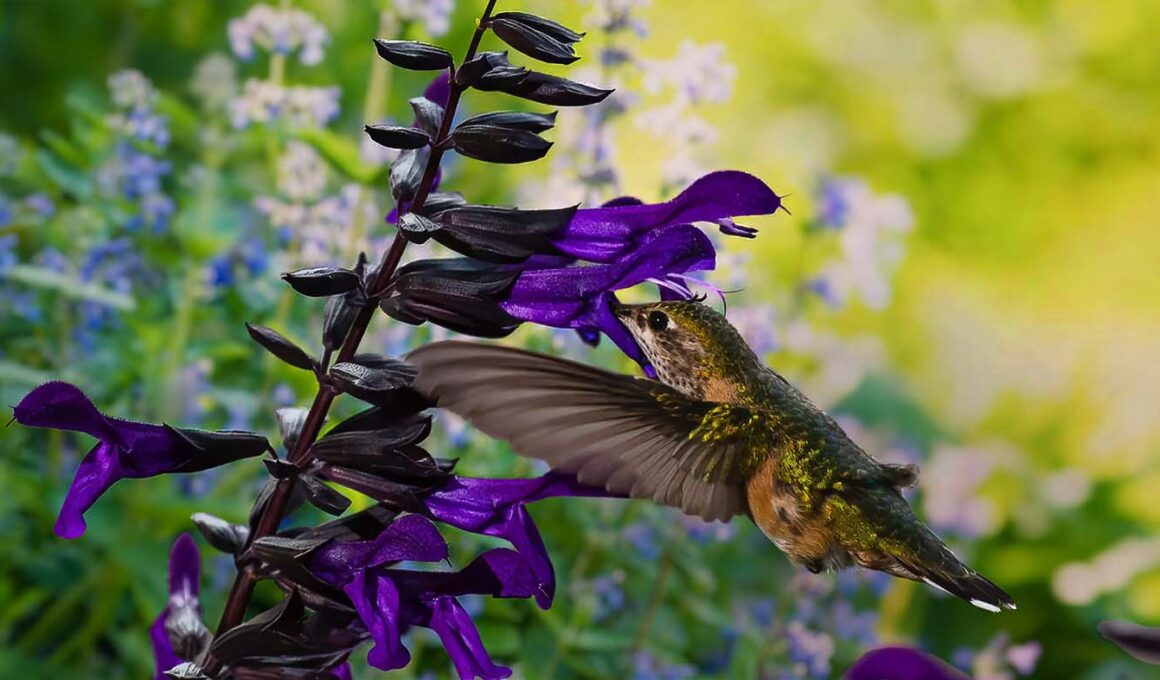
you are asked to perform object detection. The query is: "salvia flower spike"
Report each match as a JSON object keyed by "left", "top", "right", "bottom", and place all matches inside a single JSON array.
[{"left": 8, "top": 2, "right": 791, "bottom": 678}]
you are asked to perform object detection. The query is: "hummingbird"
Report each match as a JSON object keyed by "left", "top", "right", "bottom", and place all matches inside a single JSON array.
[{"left": 407, "top": 299, "right": 1016, "bottom": 612}]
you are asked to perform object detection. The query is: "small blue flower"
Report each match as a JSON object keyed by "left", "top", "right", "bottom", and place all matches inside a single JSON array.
[
  {"left": 0, "top": 233, "right": 18, "bottom": 274},
  {"left": 24, "top": 193, "right": 55, "bottom": 218},
  {"left": 816, "top": 177, "right": 850, "bottom": 230},
  {"left": 621, "top": 521, "right": 661, "bottom": 560}
]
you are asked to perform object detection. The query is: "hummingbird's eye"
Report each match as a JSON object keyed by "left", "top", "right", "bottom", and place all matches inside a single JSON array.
[{"left": 647, "top": 311, "right": 669, "bottom": 332}]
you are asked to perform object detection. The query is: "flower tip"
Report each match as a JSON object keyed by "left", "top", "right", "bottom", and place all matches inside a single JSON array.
[
  {"left": 53, "top": 515, "right": 86, "bottom": 540},
  {"left": 13, "top": 381, "right": 93, "bottom": 427}
]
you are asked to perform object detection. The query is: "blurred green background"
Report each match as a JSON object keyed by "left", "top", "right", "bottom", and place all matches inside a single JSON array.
[{"left": 1, "top": 1, "right": 1158, "bottom": 678}]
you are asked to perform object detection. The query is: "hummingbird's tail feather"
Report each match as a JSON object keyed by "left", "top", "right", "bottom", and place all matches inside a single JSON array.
[
  {"left": 841, "top": 486, "right": 1016, "bottom": 612},
  {"left": 893, "top": 552, "right": 1017, "bottom": 613},
  {"left": 904, "top": 559, "right": 1016, "bottom": 612}
]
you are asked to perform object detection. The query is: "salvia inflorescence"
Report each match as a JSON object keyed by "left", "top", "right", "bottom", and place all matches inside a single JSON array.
[{"left": 11, "top": 3, "right": 784, "bottom": 679}]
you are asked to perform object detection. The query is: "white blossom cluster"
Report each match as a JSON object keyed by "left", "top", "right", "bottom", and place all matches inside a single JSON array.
[
  {"left": 392, "top": 0, "right": 455, "bottom": 37},
  {"left": 812, "top": 177, "right": 914, "bottom": 310},
  {"left": 229, "top": 79, "right": 340, "bottom": 129},
  {"left": 636, "top": 41, "right": 736, "bottom": 188},
  {"left": 254, "top": 144, "right": 379, "bottom": 265},
  {"left": 228, "top": 4, "right": 329, "bottom": 65}
]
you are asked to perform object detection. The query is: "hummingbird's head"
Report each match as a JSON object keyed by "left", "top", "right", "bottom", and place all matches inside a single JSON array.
[{"left": 613, "top": 298, "right": 759, "bottom": 399}]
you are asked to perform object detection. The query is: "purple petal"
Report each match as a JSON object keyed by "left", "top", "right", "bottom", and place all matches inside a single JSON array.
[
  {"left": 329, "top": 663, "right": 353, "bottom": 680},
  {"left": 14, "top": 382, "right": 121, "bottom": 442},
  {"left": 425, "top": 595, "right": 512, "bottom": 680},
  {"left": 151, "top": 534, "right": 201, "bottom": 680},
  {"left": 844, "top": 647, "right": 969, "bottom": 680},
  {"left": 15, "top": 383, "right": 205, "bottom": 538},
  {"left": 424, "top": 473, "right": 614, "bottom": 608},
  {"left": 168, "top": 533, "right": 201, "bottom": 599},
  {"left": 54, "top": 442, "right": 122, "bottom": 539},
  {"left": 501, "top": 226, "right": 715, "bottom": 325},
  {"left": 310, "top": 514, "right": 448, "bottom": 585},
  {"left": 149, "top": 613, "right": 181, "bottom": 680},
  {"left": 716, "top": 217, "right": 758, "bottom": 238},
  {"left": 424, "top": 71, "right": 452, "bottom": 109},
  {"left": 392, "top": 548, "right": 541, "bottom": 600},
  {"left": 15, "top": 383, "right": 184, "bottom": 475},
  {"left": 601, "top": 195, "right": 644, "bottom": 208},
  {"left": 553, "top": 171, "right": 780, "bottom": 262},
  {"left": 345, "top": 571, "right": 411, "bottom": 671}
]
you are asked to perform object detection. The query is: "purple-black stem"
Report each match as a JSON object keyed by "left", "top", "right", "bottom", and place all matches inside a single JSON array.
[{"left": 209, "top": 0, "right": 501, "bottom": 658}]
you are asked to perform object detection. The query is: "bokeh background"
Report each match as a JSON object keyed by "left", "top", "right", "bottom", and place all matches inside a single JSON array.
[{"left": 1, "top": 0, "right": 1158, "bottom": 678}]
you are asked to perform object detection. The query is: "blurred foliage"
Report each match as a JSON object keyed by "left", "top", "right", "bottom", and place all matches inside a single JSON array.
[{"left": 1, "top": 1, "right": 1158, "bottom": 679}]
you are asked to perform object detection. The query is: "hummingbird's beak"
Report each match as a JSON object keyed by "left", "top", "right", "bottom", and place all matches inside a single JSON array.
[{"left": 610, "top": 298, "right": 629, "bottom": 318}]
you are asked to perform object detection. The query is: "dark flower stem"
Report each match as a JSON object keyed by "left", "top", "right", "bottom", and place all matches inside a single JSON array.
[{"left": 210, "top": 0, "right": 501, "bottom": 647}]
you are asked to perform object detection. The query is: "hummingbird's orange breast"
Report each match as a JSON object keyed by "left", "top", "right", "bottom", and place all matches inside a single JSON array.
[{"left": 745, "top": 456, "right": 841, "bottom": 570}]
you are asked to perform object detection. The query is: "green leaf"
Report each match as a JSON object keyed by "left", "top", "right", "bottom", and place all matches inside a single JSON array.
[
  {"left": 37, "top": 130, "right": 88, "bottom": 168},
  {"left": 2, "top": 264, "right": 136, "bottom": 311},
  {"left": 475, "top": 622, "right": 522, "bottom": 656},
  {"left": 565, "top": 628, "right": 630, "bottom": 651},
  {"left": 296, "top": 127, "right": 385, "bottom": 184},
  {"left": 0, "top": 361, "right": 54, "bottom": 387},
  {"left": 34, "top": 150, "right": 91, "bottom": 198}
]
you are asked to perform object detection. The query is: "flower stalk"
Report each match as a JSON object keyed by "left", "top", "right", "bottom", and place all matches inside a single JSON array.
[{"left": 211, "top": 0, "right": 501, "bottom": 643}]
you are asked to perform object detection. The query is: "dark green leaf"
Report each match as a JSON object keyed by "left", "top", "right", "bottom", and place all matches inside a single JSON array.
[
  {"left": 428, "top": 204, "right": 577, "bottom": 262},
  {"left": 245, "top": 323, "right": 316, "bottom": 372},
  {"left": 490, "top": 15, "right": 580, "bottom": 64},
  {"left": 373, "top": 39, "right": 453, "bottom": 70},
  {"left": 276, "top": 407, "right": 310, "bottom": 453},
  {"left": 506, "top": 72, "right": 614, "bottom": 106},
  {"left": 450, "top": 124, "right": 552, "bottom": 164},
  {"left": 389, "top": 147, "right": 428, "bottom": 202},
  {"left": 322, "top": 289, "right": 366, "bottom": 351},
  {"left": 281, "top": 267, "right": 361, "bottom": 297},
  {"left": 458, "top": 110, "right": 557, "bottom": 132},
  {"left": 191, "top": 512, "right": 250, "bottom": 555},
  {"left": 492, "top": 11, "right": 585, "bottom": 43},
  {"left": 409, "top": 96, "right": 444, "bottom": 138},
  {"left": 364, "top": 124, "right": 430, "bottom": 150},
  {"left": 398, "top": 212, "right": 441, "bottom": 244},
  {"left": 300, "top": 474, "right": 352, "bottom": 516}
]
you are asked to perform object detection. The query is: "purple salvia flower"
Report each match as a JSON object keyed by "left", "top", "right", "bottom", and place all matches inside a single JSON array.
[
  {"left": 150, "top": 533, "right": 202, "bottom": 680},
  {"left": 13, "top": 382, "right": 266, "bottom": 538},
  {"left": 424, "top": 472, "right": 617, "bottom": 608},
  {"left": 550, "top": 170, "right": 782, "bottom": 262},
  {"left": 500, "top": 225, "right": 716, "bottom": 367},
  {"left": 308, "top": 514, "right": 541, "bottom": 678},
  {"left": 845, "top": 647, "right": 969, "bottom": 680},
  {"left": 425, "top": 595, "right": 510, "bottom": 680}
]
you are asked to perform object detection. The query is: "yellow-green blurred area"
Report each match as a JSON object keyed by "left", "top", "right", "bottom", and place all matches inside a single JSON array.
[{"left": 1, "top": 0, "right": 1158, "bottom": 678}]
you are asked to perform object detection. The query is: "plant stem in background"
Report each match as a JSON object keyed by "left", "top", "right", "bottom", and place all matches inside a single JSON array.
[
  {"left": 345, "top": 9, "right": 397, "bottom": 263},
  {"left": 629, "top": 545, "right": 675, "bottom": 655},
  {"left": 210, "top": 0, "right": 501, "bottom": 645}
]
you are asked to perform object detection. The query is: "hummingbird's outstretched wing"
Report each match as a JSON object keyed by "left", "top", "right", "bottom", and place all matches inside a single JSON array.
[{"left": 408, "top": 341, "right": 772, "bottom": 521}]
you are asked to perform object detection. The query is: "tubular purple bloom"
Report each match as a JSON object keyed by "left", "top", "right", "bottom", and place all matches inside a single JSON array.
[
  {"left": 424, "top": 70, "right": 452, "bottom": 109},
  {"left": 424, "top": 472, "right": 617, "bottom": 608},
  {"left": 498, "top": 226, "right": 715, "bottom": 369},
  {"left": 551, "top": 170, "right": 782, "bottom": 262},
  {"left": 308, "top": 513, "right": 449, "bottom": 584},
  {"left": 426, "top": 595, "right": 511, "bottom": 680},
  {"left": 309, "top": 517, "right": 540, "bottom": 678},
  {"left": 150, "top": 533, "right": 201, "bottom": 680},
  {"left": 845, "top": 647, "right": 969, "bottom": 680},
  {"left": 12, "top": 382, "right": 265, "bottom": 538}
]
